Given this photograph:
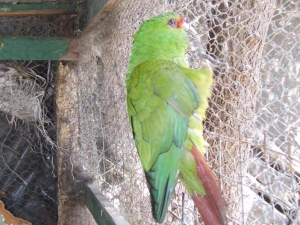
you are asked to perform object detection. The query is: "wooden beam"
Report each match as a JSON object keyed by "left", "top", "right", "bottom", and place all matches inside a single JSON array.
[
  {"left": 0, "top": 37, "right": 78, "bottom": 60},
  {"left": 1, "top": 0, "right": 56, "bottom": 2},
  {"left": 84, "top": 0, "right": 121, "bottom": 33},
  {"left": 56, "top": 63, "right": 92, "bottom": 225},
  {"left": 0, "top": 4, "right": 76, "bottom": 11},
  {"left": 0, "top": 10, "right": 76, "bottom": 16},
  {"left": 0, "top": 4, "right": 76, "bottom": 16},
  {"left": 85, "top": 183, "right": 130, "bottom": 225}
]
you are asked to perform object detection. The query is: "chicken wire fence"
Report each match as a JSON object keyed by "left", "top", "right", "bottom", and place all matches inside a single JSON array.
[
  {"left": 0, "top": 0, "right": 85, "bottom": 37},
  {"left": 0, "top": 60, "right": 58, "bottom": 225},
  {"left": 0, "top": 0, "right": 299, "bottom": 225},
  {"left": 0, "top": 0, "right": 80, "bottom": 224},
  {"left": 77, "top": 0, "right": 299, "bottom": 224}
]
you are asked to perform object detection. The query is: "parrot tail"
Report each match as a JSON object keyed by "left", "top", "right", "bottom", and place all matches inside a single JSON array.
[{"left": 183, "top": 145, "right": 228, "bottom": 225}]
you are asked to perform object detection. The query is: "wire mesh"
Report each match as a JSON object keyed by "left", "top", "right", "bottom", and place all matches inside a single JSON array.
[
  {"left": 0, "top": 0, "right": 81, "bottom": 224},
  {"left": 0, "top": 0, "right": 299, "bottom": 225},
  {"left": 0, "top": 61, "right": 57, "bottom": 225},
  {"left": 77, "top": 0, "right": 299, "bottom": 224},
  {"left": 0, "top": 1, "right": 86, "bottom": 37},
  {"left": 0, "top": 15, "right": 76, "bottom": 37}
]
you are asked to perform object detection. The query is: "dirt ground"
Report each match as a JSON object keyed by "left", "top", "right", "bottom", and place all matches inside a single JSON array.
[{"left": 0, "top": 201, "right": 32, "bottom": 225}]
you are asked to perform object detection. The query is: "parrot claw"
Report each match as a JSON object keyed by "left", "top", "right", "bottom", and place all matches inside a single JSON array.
[
  {"left": 183, "top": 22, "right": 221, "bottom": 66},
  {"left": 198, "top": 52, "right": 221, "bottom": 65}
]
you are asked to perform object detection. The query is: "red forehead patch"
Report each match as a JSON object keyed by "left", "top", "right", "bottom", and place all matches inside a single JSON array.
[{"left": 177, "top": 17, "right": 184, "bottom": 28}]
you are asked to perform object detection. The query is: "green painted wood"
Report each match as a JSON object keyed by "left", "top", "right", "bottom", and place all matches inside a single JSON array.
[
  {"left": 0, "top": 4, "right": 76, "bottom": 11},
  {"left": 85, "top": 183, "right": 130, "bottom": 225},
  {"left": 0, "top": 37, "right": 69, "bottom": 60}
]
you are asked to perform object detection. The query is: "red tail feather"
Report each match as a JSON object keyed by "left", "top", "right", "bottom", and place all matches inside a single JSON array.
[{"left": 191, "top": 145, "right": 228, "bottom": 225}]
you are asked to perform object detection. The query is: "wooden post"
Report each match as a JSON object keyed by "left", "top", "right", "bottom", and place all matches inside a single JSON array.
[
  {"left": 84, "top": 0, "right": 121, "bottom": 33},
  {"left": 56, "top": 63, "right": 98, "bottom": 225}
]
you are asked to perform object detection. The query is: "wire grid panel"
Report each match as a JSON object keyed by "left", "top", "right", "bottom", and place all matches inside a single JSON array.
[
  {"left": 0, "top": 61, "right": 57, "bottom": 225},
  {"left": 76, "top": 0, "right": 300, "bottom": 224},
  {"left": 0, "top": 0, "right": 85, "bottom": 38},
  {"left": 0, "top": 15, "right": 76, "bottom": 37},
  {"left": 0, "top": 1, "right": 84, "bottom": 224}
]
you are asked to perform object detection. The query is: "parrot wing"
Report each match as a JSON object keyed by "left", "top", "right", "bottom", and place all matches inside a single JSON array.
[{"left": 127, "top": 59, "right": 199, "bottom": 222}]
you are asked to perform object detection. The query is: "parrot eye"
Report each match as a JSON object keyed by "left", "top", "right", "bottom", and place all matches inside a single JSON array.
[{"left": 168, "top": 18, "right": 177, "bottom": 28}]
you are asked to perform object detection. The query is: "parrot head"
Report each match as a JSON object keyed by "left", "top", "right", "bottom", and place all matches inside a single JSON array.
[{"left": 127, "top": 12, "right": 190, "bottom": 76}]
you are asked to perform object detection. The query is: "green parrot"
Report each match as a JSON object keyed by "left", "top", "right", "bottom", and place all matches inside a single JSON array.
[{"left": 126, "top": 12, "right": 227, "bottom": 225}]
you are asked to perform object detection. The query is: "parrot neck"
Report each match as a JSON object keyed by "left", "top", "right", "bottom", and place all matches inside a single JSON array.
[
  {"left": 126, "top": 45, "right": 188, "bottom": 79},
  {"left": 126, "top": 26, "right": 190, "bottom": 81}
]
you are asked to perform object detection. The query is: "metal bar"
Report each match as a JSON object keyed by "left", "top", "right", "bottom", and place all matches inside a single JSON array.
[{"left": 85, "top": 183, "right": 130, "bottom": 225}]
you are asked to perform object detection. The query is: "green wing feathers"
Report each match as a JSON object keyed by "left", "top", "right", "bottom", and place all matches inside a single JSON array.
[
  {"left": 127, "top": 59, "right": 214, "bottom": 222},
  {"left": 146, "top": 143, "right": 182, "bottom": 222},
  {"left": 127, "top": 60, "right": 201, "bottom": 171}
]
